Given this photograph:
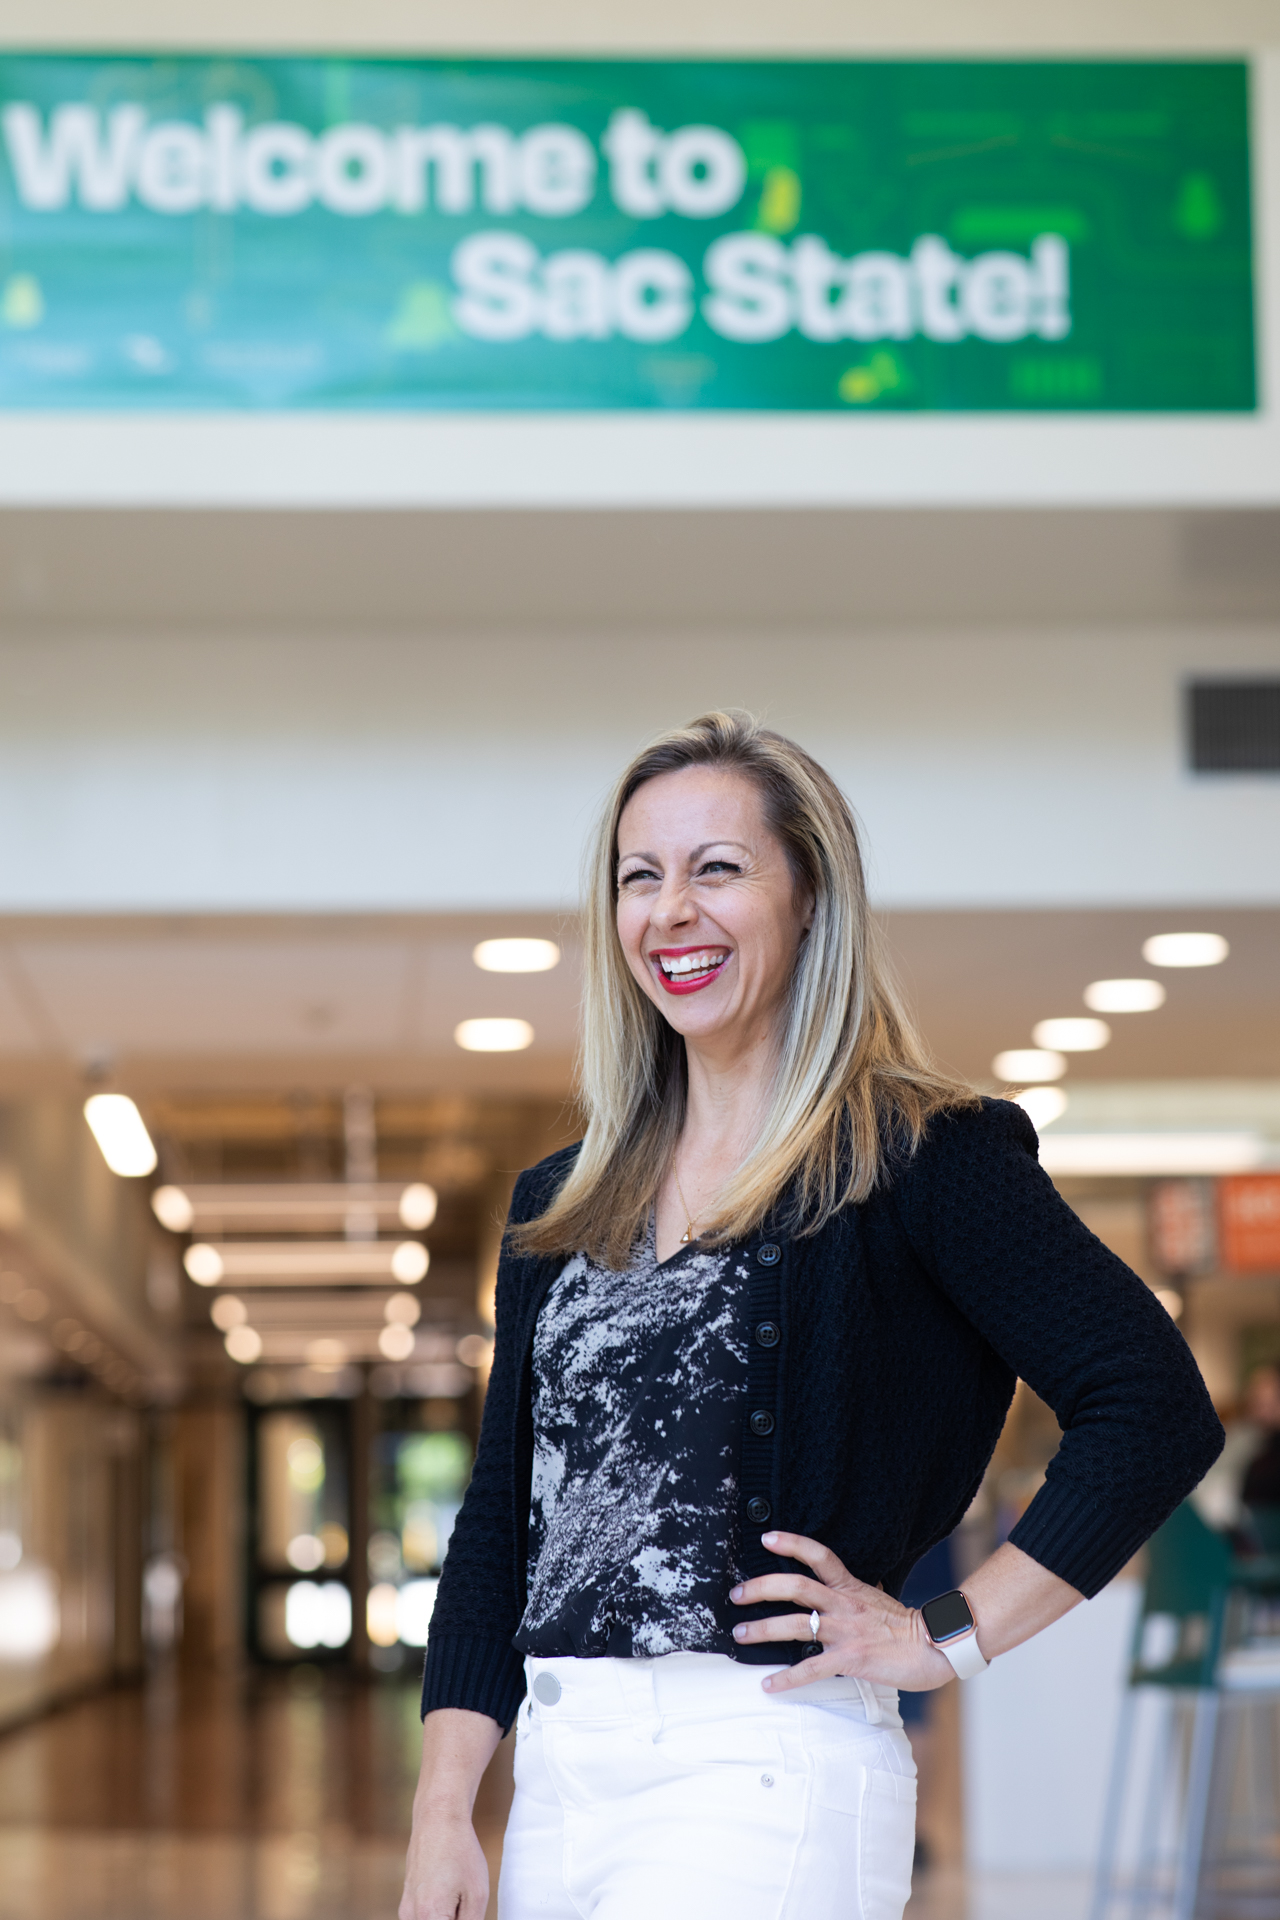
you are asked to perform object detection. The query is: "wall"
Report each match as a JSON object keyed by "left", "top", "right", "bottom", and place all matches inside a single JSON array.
[{"left": 0, "top": 624, "right": 1274, "bottom": 915}]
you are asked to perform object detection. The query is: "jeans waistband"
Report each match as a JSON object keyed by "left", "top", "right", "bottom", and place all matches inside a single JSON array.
[{"left": 523, "top": 1652, "right": 901, "bottom": 1728}]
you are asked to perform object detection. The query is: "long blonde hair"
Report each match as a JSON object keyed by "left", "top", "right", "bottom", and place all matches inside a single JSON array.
[{"left": 516, "top": 711, "right": 975, "bottom": 1267}]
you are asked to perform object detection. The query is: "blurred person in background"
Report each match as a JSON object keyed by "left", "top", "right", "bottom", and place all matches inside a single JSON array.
[
  {"left": 1242, "top": 1363, "right": 1280, "bottom": 1540},
  {"left": 401, "top": 712, "right": 1223, "bottom": 1920}
]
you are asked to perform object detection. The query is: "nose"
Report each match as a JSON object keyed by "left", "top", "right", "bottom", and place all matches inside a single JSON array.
[{"left": 650, "top": 873, "right": 696, "bottom": 933}]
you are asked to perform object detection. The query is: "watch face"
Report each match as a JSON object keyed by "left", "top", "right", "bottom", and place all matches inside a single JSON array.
[{"left": 922, "top": 1589, "right": 974, "bottom": 1643}]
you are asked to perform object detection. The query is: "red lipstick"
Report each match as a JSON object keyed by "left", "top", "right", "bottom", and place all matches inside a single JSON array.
[{"left": 648, "top": 945, "right": 730, "bottom": 995}]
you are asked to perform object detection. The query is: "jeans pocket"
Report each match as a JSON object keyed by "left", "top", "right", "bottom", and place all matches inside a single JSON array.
[{"left": 858, "top": 1768, "right": 917, "bottom": 1920}]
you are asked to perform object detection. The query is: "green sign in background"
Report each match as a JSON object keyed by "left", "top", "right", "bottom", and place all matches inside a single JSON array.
[{"left": 0, "top": 55, "right": 1256, "bottom": 411}]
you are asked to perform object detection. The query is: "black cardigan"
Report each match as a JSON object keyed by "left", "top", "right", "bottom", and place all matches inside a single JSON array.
[{"left": 421, "top": 1100, "right": 1223, "bottom": 1731}]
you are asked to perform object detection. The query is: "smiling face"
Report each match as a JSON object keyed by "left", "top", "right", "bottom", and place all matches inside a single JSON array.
[{"left": 615, "top": 766, "right": 813, "bottom": 1059}]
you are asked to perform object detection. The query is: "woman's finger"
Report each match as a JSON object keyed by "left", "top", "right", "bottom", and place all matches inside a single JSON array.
[
  {"left": 732, "top": 1609, "right": 825, "bottom": 1644},
  {"left": 729, "top": 1573, "right": 830, "bottom": 1610},
  {"left": 761, "top": 1530, "right": 858, "bottom": 1587}
]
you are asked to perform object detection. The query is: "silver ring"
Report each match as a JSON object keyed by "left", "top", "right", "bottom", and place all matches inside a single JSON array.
[{"left": 809, "top": 1609, "right": 821, "bottom": 1643}]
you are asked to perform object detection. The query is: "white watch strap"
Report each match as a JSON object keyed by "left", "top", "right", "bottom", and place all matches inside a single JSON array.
[{"left": 937, "top": 1629, "right": 988, "bottom": 1679}]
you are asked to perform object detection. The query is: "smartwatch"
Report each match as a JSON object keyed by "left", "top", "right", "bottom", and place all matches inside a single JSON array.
[{"left": 920, "top": 1588, "right": 988, "bottom": 1679}]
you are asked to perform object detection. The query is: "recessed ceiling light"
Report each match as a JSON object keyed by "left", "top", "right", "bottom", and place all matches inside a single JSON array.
[
  {"left": 210, "top": 1295, "right": 247, "bottom": 1331},
  {"left": 1032, "top": 1017, "right": 1111, "bottom": 1053},
  {"left": 992, "top": 1048, "right": 1067, "bottom": 1083},
  {"left": 1084, "top": 979, "right": 1166, "bottom": 1014},
  {"left": 455, "top": 1017, "right": 535, "bottom": 1052},
  {"left": 1013, "top": 1087, "right": 1069, "bottom": 1131},
  {"left": 1141, "top": 932, "right": 1229, "bottom": 968},
  {"left": 84, "top": 1094, "right": 157, "bottom": 1178},
  {"left": 473, "top": 938, "right": 560, "bottom": 973}
]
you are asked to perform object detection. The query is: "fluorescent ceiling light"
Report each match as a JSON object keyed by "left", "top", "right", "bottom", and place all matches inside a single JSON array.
[
  {"left": 1014, "top": 1087, "right": 1069, "bottom": 1131},
  {"left": 150, "top": 1181, "right": 436, "bottom": 1234},
  {"left": 182, "top": 1240, "right": 429, "bottom": 1287},
  {"left": 1084, "top": 979, "right": 1166, "bottom": 1014},
  {"left": 84, "top": 1095, "right": 157, "bottom": 1178},
  {"left": 213, "top": 1292, "right": 420, "bottom": 1331},
  {"left": 1142, "top": 932, "right": 1229, "bottom": 968},
  {"left": 1036, "top": 1132, "right": 1267, "bottom": 1176},
  {"left": 473, "top": 938, "right": 560, "bottom": 973},
  {"left": 455, "top": 1017, "right": 534, "bottom": 1052},
  {"left": 1032, "top": 1017, "right": 1111, "bottom": 1053},
  {"left": 993, "top": 1048, "right": 1067, "bottom": 1083}
]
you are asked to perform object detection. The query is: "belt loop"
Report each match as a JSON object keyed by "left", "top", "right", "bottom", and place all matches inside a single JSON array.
[{"left": 855, "top": 1678, "right": 883, "bottom": 1725}]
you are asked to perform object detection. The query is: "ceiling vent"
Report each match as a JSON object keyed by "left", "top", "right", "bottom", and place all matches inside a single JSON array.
[{"left": 1188, "top": 679, "right": 1280, "bottom": 773}]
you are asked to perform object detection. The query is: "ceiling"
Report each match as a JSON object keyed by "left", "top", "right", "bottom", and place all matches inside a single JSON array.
[
  {"left": 1, "top": 508, "right": 1279, "bottom": 637},
  {"left": 0, "top": 903, "right": 1272, "bottom": 1101}
]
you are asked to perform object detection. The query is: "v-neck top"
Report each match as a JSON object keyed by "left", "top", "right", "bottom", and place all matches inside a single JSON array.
[{"left": 514, "top": 1220, "right": 752, "bottom": 1660}]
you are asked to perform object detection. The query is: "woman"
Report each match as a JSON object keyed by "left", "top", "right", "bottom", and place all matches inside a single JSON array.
[{"left": 401, "top": 712, "right": 1222, "bottom": 1920}]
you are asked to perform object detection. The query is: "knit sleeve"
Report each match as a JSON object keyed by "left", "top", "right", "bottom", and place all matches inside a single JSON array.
[
  {"left": 891, "top": 1100, "right": 1224, "bottom": 1598},
  {"left": 419, "top": 1168, "right": 539, "bottom": 1732}
]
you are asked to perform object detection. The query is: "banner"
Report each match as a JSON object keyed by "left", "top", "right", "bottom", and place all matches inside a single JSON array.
[{"left": 0, "top": 56, "right": 1255, "bottom": 411}]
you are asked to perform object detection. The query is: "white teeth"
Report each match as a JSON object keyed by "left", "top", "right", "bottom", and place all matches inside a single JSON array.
[{"left": 658, "top": 950, "right": 726, "bottom": 977}]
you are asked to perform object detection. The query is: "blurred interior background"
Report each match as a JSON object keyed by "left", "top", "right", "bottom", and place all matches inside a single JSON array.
[{"left": 0, "top": 3, "right": 1278, "bottom": 1918}]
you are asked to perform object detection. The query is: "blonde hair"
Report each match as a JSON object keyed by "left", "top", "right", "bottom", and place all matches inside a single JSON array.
[{"left": 516, "top": 711, "right": 976, "bottom": 1267}]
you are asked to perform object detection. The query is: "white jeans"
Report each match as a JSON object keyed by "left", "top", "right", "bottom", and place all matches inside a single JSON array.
[{"left": 497, "top": 1653, "right": 917, "bottom": 1920}]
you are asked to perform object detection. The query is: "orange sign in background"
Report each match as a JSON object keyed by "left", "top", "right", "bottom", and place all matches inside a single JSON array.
[{"left": 1219, "top": 1174, "right": 1280, "bottom": 1274}]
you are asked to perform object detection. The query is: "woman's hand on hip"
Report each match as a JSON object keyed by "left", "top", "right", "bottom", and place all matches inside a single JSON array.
[{"left": 729, "top": 1530, "right": 955, "bottom": 1693}]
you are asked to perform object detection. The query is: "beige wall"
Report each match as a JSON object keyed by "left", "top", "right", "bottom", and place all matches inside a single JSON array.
[{"left": 5, "top": 0, "right": 1277, "bottom": 51}]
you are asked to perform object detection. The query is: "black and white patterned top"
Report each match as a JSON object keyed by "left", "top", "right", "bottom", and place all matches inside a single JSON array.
[{"left": 514, "top": 1222, "right": 751, "bottom": 1660}]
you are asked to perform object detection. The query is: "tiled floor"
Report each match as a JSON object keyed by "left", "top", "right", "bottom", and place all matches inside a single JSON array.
[{"left": 0, "top": 1670, "right": 1091, "bottom": 1920}]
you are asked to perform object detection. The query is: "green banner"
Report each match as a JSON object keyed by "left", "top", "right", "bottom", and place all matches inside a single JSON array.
[{"left": 0, "top": 55, "right": 1255, "bottom": 411}]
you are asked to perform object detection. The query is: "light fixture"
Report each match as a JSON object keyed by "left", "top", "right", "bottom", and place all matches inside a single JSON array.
[
  {"left": 151, "top": 1185, "right": 195, "bottom": 1232},
  {"left": 454, "top": 1017, "right": 535, "bottom": 1052},
  {"left": 84, "top": 1095, "right": 157, "bottom": 1178},
  {"left": 1013, "top": 1087, "right": 1069, "bottom": 1131},
  {"left": 456, "top": 1332, "right": 495, "bottom": 1369},
  {"left": 305, "top": 1337, "right": 348, "bottom": 1369},
  {"left": 1084, "top": 979, "right": 1166, "bottom": 1014},
  {"left": 473, "top": 938, "right": 560, "bottom": 973},
  {"left": 378, "top": 1322, "right": 417, "bottom": 1361},
  {"left": 1141, "top": 932, "right": 1229, "bottom": 968},
  {"left": 384, "top": 1292, "right": 421, "bottom": 1327},
  {"left": 210, "top": 1295, "right": 247, "bottom": 1332},
  {"left": 992, "top": 1048, "right": 1067, "bottom": 1083},
  {"left": 224, "top": 1325, "right": 263, "bottom": 1363},
  {"left": 151, "top": 1181, "right": 437, "bottom": 1234},
  {"left": 1031, "top": 1018, "right": 1111, "bottom": 1053},
  {"left": 184, "top": 1244, "right": 224, "bottom": 1286},
  {"left": 1036, "top": 1132, "right": 1266, "bottom": 1177},
  {"left": 1154, "top": 1288, "right": 1184, "bottom": 1321},
  {"left": 398, "top": 1183, "right": 438, "bottom": 1230},
  {"left": 182, "top": 1240, "right": 428, "bottom": 1287},
  {"left": 391, "top": 1243, "right": 429, "bottom": 1282}
]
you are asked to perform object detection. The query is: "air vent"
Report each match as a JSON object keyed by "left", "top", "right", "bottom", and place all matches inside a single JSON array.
[{"left": 1188, "top": 680, "right": 1280, "bottom": 773}]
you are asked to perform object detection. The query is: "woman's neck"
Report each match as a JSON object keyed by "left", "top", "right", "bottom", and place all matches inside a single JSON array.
[{"left": 681, "top": 1026, "right": 778, "bottom": 1160}]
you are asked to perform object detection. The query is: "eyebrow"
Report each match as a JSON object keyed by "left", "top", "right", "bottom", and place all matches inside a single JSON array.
[{"left": 617, "top": 839, "right": 752, "bottom": 866}]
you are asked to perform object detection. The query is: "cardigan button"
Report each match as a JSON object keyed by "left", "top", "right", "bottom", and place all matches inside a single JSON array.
[
  {"left": 754, "top": 1321, "right": 780, "bottom": 1348},
  {"left": 749, "top": 1410, "right": 775, "bottom": 1437},
  {"left": 746, "top": 1496, "right": 771, "bottom": 1524},
  {"left": 757, "top": 1242, "right": 781, "bottom": 1265}
]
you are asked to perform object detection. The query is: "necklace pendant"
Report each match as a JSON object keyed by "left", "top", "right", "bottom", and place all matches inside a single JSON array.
[{"left": 680, "top": 1227, "right": 692, "bottom": 1244}]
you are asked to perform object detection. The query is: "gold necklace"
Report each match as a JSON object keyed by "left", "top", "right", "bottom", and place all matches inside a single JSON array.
[{"left": 672, "top": 1159, "right": 699, "bottom": 1245}]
